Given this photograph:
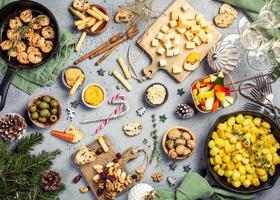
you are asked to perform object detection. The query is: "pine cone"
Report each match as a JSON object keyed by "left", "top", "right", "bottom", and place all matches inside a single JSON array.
[
  {"left": 0, "top": 113, "right": 27, "bottom": 142},
  {"left": 175, "top": 104, "right": 195, "bottom": 119},
  {"left": 41, "top": 170, "right": 62, "bottom": 192}
]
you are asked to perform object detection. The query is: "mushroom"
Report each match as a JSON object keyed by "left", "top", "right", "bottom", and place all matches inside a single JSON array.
[
  {"left": 168, "top": 128, "right": 182, "bottom": 140},
  {"left": 175, "top": 138, "right": 186, "bottom": 146},
  {"left": 187, "top": 140, "right": 196, "bottom": 150},
  {"left": 182, "top": 131, "right": 191, "bottom": 140},
  {"left": 175, "top": 145, "right": 186, "bottom": 156},
  {"left": 168, "top": 149, "right": 178, "bottom": 159},
  {"left": 166, "top": 139, "right": 175, "bottom": 149},
  {"left": 183, "top": 147, "right": 192, "bottom": 157}
]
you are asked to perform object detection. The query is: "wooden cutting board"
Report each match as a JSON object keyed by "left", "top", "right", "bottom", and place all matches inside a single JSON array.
[
  {"left": 72, "top": 136, "right": 134, "bottom": 200},
  {"left": 138, "top": 0, "right": 222, "bottom": 83}
]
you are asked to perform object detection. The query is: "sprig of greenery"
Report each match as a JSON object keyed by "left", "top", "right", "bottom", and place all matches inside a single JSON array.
[{"left": 149, "top": 114, "right": 162, "bottom": 164}]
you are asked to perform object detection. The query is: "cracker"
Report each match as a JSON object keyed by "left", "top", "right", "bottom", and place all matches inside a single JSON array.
[
  {"left": 219, "top": 3, "right": 238, "bottom": 18},
  {"left": 214, "top": 13, "right": 235, "bottom": 28},
  {"left": 72, "top": 0, "right": 90, "bottom": 12},
  {"left": 123, "top": 121, "right": 142, "bottom": 136},
  {"left": 75, "top": 146, "right": 96, "bottom": 165}
]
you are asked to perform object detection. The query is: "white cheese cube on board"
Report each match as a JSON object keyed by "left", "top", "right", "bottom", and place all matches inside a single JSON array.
[
  {"left": 151, "top": 39, "right": 159, "bottom": 47},
  {"left": 166, "top": 49, "right": 174, "bottom": 57},
  {"left": 186, "top": 41, "right": 195, "bottom": 49},
  {"left": 171, "top": 11, "right": 179, "bottom": 20},
  {"left": 173, "top": 47, "right": 181, "bottom": 56},
  {"left": 176, "top": 28, "right": 186, "bottom": 34},
  {"left": 197, "top": 16, "right": 208, "bottom": 28},
  {"left": 159, "top": 59, "right": 167, "bottom": 67},
  {"left": 191, "top": 25, "right": 201, "bottom": 34},
  {"left": 193, "top": 36, "right": 202, "bottom": 46},
  {"left": 173, "top": 35, "right": 181, "bottom": 47},
  {"left": 198, "top": 29, "right": 208, "bottom": 43},
  {"left": 181, "top": 4, "right": 189, "bottom": 12},
  {"left": 164, "top": 41, "right": 173, "bottom": 49},
  {"left": 184, "top": 11, "right": 196, "bottom": 20},
  {"left": 157, "top": 47, "right": 166, "bottom": 55},
  {"left": 166, "top": 31, "right": 175, "bottom": 40},
  {"left": 157, "top": 32, "right": 165, "bottom": 40},
  {"left": 185, "top": 31, "right": 195, "bottom": 41},
  {"left": 169, "top": 20, "right": 178, "bottom": 28},
  {"left": 178, "top": 19, "right": 189, "bottom": 29},
  {"left": 161, "top": 25, "right": 169, "bottom": 33},
  {"left": 172, "top": 65, "right": 183, "bottom": 74}
]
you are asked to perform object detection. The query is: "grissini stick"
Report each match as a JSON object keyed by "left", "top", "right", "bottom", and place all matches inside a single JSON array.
[{"left": 112, "top": 70, "right": 132, "bottom": 91}]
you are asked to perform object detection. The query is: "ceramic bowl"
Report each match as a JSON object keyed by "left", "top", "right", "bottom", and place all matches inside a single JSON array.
[
  {"left": 84, "top": 4, "right": 109, "bottom": 35},
  {"left": 205, "top": 111, "right": 280, "bottom": 193},
  {"left": 162, "top": 126, "right": 196, "bottom": 160},
  {"left": 62, "top": 66, "right": 85, "bottom": 89},
  {"left": 144, "top": 83, "right": 169, "bottom": 107},
  {"left": 28, "top": 95, "right": 61, "bottom": 128},
  {"left": 81, "top": 83, "right": 106, "bottom": 108},
  {"left": 190, "top": 72, "right": 237, "bottom": 113}
]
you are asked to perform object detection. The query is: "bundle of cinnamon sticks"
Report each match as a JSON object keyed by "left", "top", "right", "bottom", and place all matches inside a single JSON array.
[{"left": 74, "top": 26, "right": 139, "bottom": 66}]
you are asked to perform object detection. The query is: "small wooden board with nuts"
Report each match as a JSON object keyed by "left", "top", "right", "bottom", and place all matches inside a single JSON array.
[{"left": 72, "top": 136, "right": 134, "bottom": 199}]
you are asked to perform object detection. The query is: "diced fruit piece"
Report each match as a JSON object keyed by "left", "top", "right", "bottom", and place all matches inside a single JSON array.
[
  {"left": 198, "top": 89, "right": 214, "bottom": 99},
  {"left": 218, "top": 71, "right": 224, "bottom": 79},
  {"left": 204, "top": 77, "right": 211, "bottom": 83},
  {"left": 215, "top": 91, "right": 226, "bottom": 102},
  {"left": 222, "top": 96, "right": 234, "bottom": 108},
  {"left": 195, "top": 81, "right": 201, "bottom": 90},
  {"left": 200, "top": 99, "right": 206, "bottom": 107},
  {"left": 210, "top": 74, "right": 218, "bottom": 83},
  {"left": 211, "top": 98, "right": 219, "bottom": 112},
  {"left": 198, "top": 84, "right": 212, "bottom": 93},
  {"left": 214, "top": 84, "right": 229, "bottom": 95},
  {"left": 206, "top": 97, "right": 215, "bottom": 111},
  {"left": 192, "top": 88, "right": 198, "bottom": 96}
]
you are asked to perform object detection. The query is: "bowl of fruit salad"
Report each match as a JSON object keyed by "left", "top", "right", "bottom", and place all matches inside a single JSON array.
[{"left": 191, "top": 72, "right": 237, "bottom": 113}]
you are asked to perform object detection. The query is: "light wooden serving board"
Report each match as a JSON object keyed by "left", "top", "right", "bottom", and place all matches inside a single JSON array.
[
  {"left": 72, "top": 136, "right": 134, "bottom": 200},
  {"left": 138, "top": 0, "right": 222, "bottom": 83}
]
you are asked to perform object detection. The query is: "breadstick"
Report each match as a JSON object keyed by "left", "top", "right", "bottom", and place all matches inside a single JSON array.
[
  {"left": 75, "top": 31, "right": 87, "bottom": 52},
  {"left": 86, "top": 9, "right": 103, "bottom": 20},
  {"left": 112, "top": 70, "right": 132, "bottom": 91},
  {"left": 69, "top": 74, "right": 84, "bottom": 96},
  {"left": 69, "top": 7, "right": 86, "bottom": 20},
  {"left": 77, "top": 23, "right": 88, "bottom": 30},
  {"left": 90, "top": 20, "right": 103, "bottom": 32},
  {"left": 91, "top": 7, "right": 109, "bottom": 21},
  {"left": 86, "top": 18, "right": 97, "bottom": 27},
  {"left": 117, "top": 57, "right": 131, "bottom": 79},
  {"left": 74, "top": 17, "right": 91, "bottom": 26}
]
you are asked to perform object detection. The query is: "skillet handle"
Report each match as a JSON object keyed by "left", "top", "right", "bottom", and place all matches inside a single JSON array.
[{"left": 0, "top": 66, "right": 18, "bottom": 111}]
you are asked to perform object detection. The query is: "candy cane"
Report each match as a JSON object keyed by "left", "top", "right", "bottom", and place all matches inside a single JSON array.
[{"left": 80, "top": 93, "right": 129, "bottom": 134}]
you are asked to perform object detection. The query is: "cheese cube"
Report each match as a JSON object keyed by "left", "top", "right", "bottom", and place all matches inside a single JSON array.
[
  {"left": 173, "top": 47, "right": 180, "bottom": 56},
  {"left": 179, "top": 19, "right": 196, "bottom": 29},
  {"left": 191, "top": 25, "right": 201, "bottom": 34},
  {"left": 164, "top": 40, "right": 173, "bottom": 49},
  {"left": 171, "top": 11, "right": 179, "bottom": 20},
  {"left": 185, "top": 41, "right": 195, "bottom": 49},
  {"left": 197, "top": 17, "right": 208, "bottom": 28},
  {"left": 159, "top": 59, "right": 167, "bottom": 67},
  {"left": 172, "top": 65, "right": 183, "bottom": 74},
  {"left": 157, "top": 32, "right": 165, "bottom": 40},
  {"left": 166, "top": 49, "right": 174, "bottom": 57},
  {"left": 198, "top": 29, "right": 208, "bottom": 43},
  {"left": 185, "top": 31, "right": 195, "bottom": 41},
  {"left": 166, "top": 31, "right": 175, "bottom": 40},
  {"left": 151, "top": 39, "right": 159, "bottom": 47},
  {"left": 161, "top": 25, "right": 169, "bottom": 33},
  {"left": 176, "top": 28, "right": 186, "bottom": 35},
  {"left": 181, "top": 4, "right": 189, "bottom": 12},
  {"left": 169, "top": 20, "right": 178, "bottom": 28},
  {"left": 173, "top": 35, "right": 180, "bottom": 47},
  {"left": 157, "top": 47, "right": 166, "bottom": 55},
  {"left": 184, "top": 11, "right": 196, "bottom": 20},
  {"left": 193, "top": 36, "right": 202, "bottom": 46}
]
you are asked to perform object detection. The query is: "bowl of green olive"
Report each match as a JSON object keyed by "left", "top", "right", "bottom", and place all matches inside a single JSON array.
[{"left": 28, "top": 95, "right": 61, "bottom": 128}]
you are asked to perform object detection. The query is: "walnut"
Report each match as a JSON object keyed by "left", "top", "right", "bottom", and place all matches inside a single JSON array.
[
  {"left": 104, "top": 191, "right": 117, "bottom": 199},
  {"left": 136, "top": 174, "right": 144, "bottom": 182},
  {"left": 151, "top": 172, "right": 163, "bottom": 182},
  {"left": 105, "top": 180, "right": 115, "bottom": 192}
]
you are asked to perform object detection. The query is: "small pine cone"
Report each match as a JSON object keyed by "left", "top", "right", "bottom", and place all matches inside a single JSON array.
[
  {"left": 41, "top": 170, "right": 62, "bottom": 192},
  {"left": 175, "top": 104, "right": 195, "bottom": 119},
  {"left": 0, "top": 113, "right": 27, "bottom": 142}
]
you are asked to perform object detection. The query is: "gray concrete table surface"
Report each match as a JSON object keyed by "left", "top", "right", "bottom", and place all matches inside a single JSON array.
[{"left": 1, "top": 0, "right": 280, "bottom": 199}]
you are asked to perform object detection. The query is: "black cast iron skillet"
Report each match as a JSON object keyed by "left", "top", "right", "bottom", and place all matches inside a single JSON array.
[
  {"left": 0, "top": 0, "right": 59, "bottom": 111},
  {"left": 205, "top": 111, "right": 280, "bottom": 194}
]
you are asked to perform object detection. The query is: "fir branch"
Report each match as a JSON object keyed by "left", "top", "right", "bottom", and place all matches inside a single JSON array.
[{"left": 13, "top": 133, "right": 44, "bottom": 154}]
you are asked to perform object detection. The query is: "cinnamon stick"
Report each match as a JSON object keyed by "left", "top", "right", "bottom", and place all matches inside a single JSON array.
[{"left": 95, "top": 45, "right": 119, "bottom": 66}]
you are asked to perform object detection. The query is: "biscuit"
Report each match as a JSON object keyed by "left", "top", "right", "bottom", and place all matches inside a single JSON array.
[
  {"left": 214, "top": 13, "right": 235, "bottom": 28},
  {"left": 123, "top": 121, "right": 142, "bottom": 136},
  {"left": 219, "top": 3, "right": 238, "bottom": 18},
  {"left": 72, "top": 0, "right": 90, "bottom": 12},
  {"left": 75, "top": 146, "right": 96, "bottom": 165}
]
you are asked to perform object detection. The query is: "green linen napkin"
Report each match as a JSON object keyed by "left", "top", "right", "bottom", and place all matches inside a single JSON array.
[
  {"left": 155, "top": 172, "right": 256, "bottom": 200},
  {"left": 216, "top": 0, "right": 280, "bottom": 39},
  {"left": 0, "top": 0, "right": 75, "bottom": 95}
]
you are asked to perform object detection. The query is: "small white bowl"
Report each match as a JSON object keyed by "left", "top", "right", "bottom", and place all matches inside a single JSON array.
[{"left": 81, "top": 83, "right": 106, "bottom": 109}]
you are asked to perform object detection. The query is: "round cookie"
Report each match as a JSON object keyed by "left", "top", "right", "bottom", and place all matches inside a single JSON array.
[
  {"left": 115, "top": 9, "right": 135, "bottom": 23},
  {"left": 72, "top": 0, "right": 90, "bottom": 11},
  {"left": 219, "top": 3, "right": 238, "bottom": 18},
  {"left": 123, "top": 121, "right": 142, "bottom": 136},
  {"left": 214, "top": 13, "right": 235, "bottom": 28}
]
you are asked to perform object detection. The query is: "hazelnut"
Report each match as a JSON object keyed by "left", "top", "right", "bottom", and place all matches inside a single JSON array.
[
  {"left": 187, "top": 140, "right": 196, "bottom": 150},
  {"left": 168, "top": 128, "right": 182, "bottom": 140},
  {"left": 183, "top": 147, "right": 192, "bottom": 156},
  {"left": 168, "top": 149, "right": 178, "bottom": 159},
  {"left": 182, "top": 132, "right": 191, "bottom": 140},
  {"left": 166, "top": 139, "right": 175, "bottom": 149},
  {"left": 175, "top": 138, "right": 186, "bottom": 146},
  {"left": 175, "top": 145, "right": 186, "bottom": 156}
]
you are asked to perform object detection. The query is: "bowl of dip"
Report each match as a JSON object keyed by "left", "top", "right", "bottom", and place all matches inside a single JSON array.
[
  {"left": 82, "top": 84, "right": 106, "bottom": 108},
  {"left": 144, "top": 83, "right": 168, "bottom": 107},
  {"left": 62, "top": 66, "right": 85, "bottom": 89}
]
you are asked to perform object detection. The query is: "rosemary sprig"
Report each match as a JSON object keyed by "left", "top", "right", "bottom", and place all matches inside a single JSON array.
[{"left": 149, "top": 114, "right": 162, "bottom": 164}]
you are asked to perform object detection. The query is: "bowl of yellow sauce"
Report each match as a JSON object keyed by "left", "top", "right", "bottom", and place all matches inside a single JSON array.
[{"left": 82, "top": 84, "right": 105, "bottom": 108}]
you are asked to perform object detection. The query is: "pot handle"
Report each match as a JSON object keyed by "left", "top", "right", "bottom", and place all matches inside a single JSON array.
[{"left": 0, "top": 66, "right": 18, "bottom": 111}]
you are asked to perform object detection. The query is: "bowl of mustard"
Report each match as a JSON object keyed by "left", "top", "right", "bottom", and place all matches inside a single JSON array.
[{"left": 82, "top": 83, "right": 106, "bottom": 108}]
